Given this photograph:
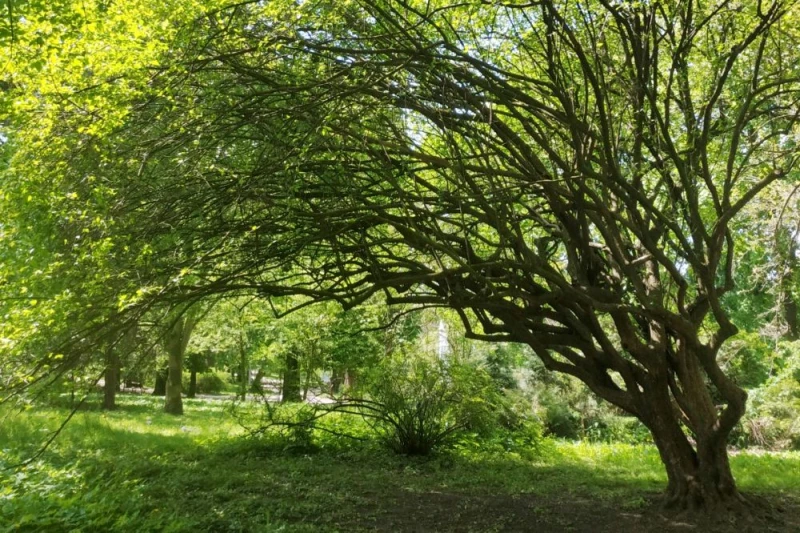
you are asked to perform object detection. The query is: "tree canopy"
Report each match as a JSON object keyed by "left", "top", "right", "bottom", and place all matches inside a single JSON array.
[{"left": 4, "top": 0, "right": 800, "bottom": 510}]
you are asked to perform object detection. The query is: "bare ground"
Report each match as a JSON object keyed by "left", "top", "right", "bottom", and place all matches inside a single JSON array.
[{"left": 346, "top": 490, "right": 800, "bottom": 532}]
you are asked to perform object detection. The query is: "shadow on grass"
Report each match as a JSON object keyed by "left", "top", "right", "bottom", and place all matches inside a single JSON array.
[{"left": 2, "top": 406, "right": 800, "bottom": 532}]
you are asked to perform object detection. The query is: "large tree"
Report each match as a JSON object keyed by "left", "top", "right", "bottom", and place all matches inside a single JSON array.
[{"left": 5, "top": 0, "right": 800, "bottom": 512}]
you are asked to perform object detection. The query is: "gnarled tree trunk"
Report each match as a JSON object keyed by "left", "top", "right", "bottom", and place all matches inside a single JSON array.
[
  {"left": 650, "top": 419, "right": 742, "bottom": 510},
  {"left": 639, "top": 366, "right": 746, "bottom": 510}
]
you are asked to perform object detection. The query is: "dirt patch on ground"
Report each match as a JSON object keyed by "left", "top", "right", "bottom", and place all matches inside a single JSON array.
[{"left": 348, "top": 490, "right": 800, "bottom": 532}]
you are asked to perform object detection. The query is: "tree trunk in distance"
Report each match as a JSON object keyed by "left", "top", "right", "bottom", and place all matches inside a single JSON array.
[
  {"left": 238, "top": 331, "right": 248, "bottom": 401},
  {"left": 187, "top": 369, "right": 197, "bottom": 398},
  {"left": 251, "top": 368, "right": 264, "bottom": 393},
  {"left": 782, "top": 230, "right": 799, "bottom": 340},
  {"left": 344, "top": 369, "right": 357, "bottom": 391},
  {"left": 165, "top": 342, "right": 184, "bottom": 415},
  {"left": 152, "top": 366, "right": 168, "bottom": 396},
  {"left": 302, "top": 368, "right": 312, "bottom": 401},
  {"left": 331, "top": 368, "right": 343, "bottom": 395},
  {"left": 282, "top": 353, "right": 301, "bottom": 403},
  {"left": 103, "top": 349, "right": 120, "bottom": 410}
]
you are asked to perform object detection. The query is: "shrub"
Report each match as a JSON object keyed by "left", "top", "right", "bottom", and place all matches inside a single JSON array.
[
  {"left": 247, "top": 356, "right": 548, "bottom": 456},
  {"left": 732, "top": 349, "right": 800, "bottom": 450},
  {"left": 583, "top": 415, "right": 651, "bottom": 445},
  {"left": 196, "top": 372, "right": 227, "bottom": 394},
  {"left": 718, "top": 331, "right": 774, "bottom": 389},
  {"left": 357, "top": 356, "right": 498, "bottom": 455},
  {"left": 543, "top": 402, "right": 581, "bottom": 440}
]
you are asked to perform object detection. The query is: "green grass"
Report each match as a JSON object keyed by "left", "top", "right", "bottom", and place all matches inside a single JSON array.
[{"left": 1, "top": 394, "right": 799, "bottom": 532}]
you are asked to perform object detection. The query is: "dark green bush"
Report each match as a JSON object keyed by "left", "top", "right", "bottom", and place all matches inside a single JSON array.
[
  {"left": 250, "top": 356, "right": 504, "bottom": 456},
  {"left": 718, "top": 332, "right": 774, "bottom": 389},
  {"left": 731, "top": 347, "right": 800, "bottom": 450},
  {"left": 583, "top": 415, "right": 651, "bottom": 445},
  {"left": 196, "top": 371, "right": 227, "bottom": 394},
  {"left": 361, "top": 356, "right": 498, "bottom": 455},
  {"left": 543, "top": 402, "right": 581, "bottom": 440}
]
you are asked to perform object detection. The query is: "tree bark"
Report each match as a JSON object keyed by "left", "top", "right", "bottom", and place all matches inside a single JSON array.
[
  {"left": 642, "top": 379, "right": 744, "bottom": 510},
  {"left": 152, "top": 366, "right": 168, "bottom": 396},
  {"left": 164, "top": 310, "right": 199, "bottom": 415},
  {"left": 785, "top": 296, "right": 799, "bottom": 340},
  {"left": 238, "top": 330, "right": 248, "bottom": 401},
  {"left": 344, "top": 368, "right": 357, "bottom": 391},
  {"left": 165, "top": 341, "right": 184, "bottom": 415},
  {"left": 187, "top": 369, "right": 197, "bottom": 398},
  {"left": 103, "top": 348, "right": 120, "bottom": 410},
  {"left": 251, "top": 368, "right": 264, "bottom": 393},
  {"left": 302, "top": 366, "right": 312, "bottom": 401},
  {"left": 282, "top": 353, "right": 301, "bottom": 403},
  {"left": 330, "top": 368, "right": 343, "bottom": 395},
  {"left": 781, "top": 229, "right": 799, "bottom": 340}
]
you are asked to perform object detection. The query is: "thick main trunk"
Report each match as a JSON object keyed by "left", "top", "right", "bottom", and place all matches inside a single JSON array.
[
  {"left": 251, "top": 369, "right": 264, "bottom": 393},
  {"left": 344, "top": 368, "right": 357, "bottom": 390},
  {"left": 302, "top": 369, "right": 312, "bottom": 401},
  {"left": 643, "top": 384, "right": 743, "bottom": 510},
  {"left": 655, "top": 431, "right": 742, "bottom": 510}
]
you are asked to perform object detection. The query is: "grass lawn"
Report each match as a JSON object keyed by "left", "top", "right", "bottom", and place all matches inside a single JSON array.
[{"left": 1, "top": 394, "right": 798, "bottom": 532}]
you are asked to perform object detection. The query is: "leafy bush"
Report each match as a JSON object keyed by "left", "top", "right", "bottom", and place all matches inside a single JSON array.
[
  {"left": 732, "top": 347, "right": 800, "bottom": 450},
  {"left": 248, "top": 356, "right": 505, "bottom": 456},
  {"left": 718, "top": 331, "right": 775, "bottom": 389},
  {"left": 583, "top": 415, "right": 651, "bottom": 445},
  {"left": 531, "top": 378, "right": 651, "bottom": 444},
  {"left": 455, "top": 419, "right": 547, "bottom": 461},
  {"left": 358, "top": 356, "right": 499, "bottom": 455},
  {"left": 196, "top": 372, "right": 227, "bottom": 394},
  {"left": 542, "top": 402, "right": 581, "bottom": 439}
]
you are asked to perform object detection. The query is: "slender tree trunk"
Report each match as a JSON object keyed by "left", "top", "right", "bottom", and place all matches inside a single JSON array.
[
  {"left": 778, "top": 226, "right": 799, "bottom": 340},
  {"left": 784, "top": 241, "right": 799, "bottom": 339},
  {"left": 251, "top": 368, "right": 264, "bottom": 393},
  {"left": 282, "top": 353, "right": 301, "bottom": 403},
  {"left": 187, "top": 369, "right": 197, "bottom": 398},
  {"left": 103, "top": 349, "right": 120, "bottom": 410},
  {"left": 164, "top": 310, "right": 199, "bottom": 415},
  {"left": 152, "top": 366, "right": 168, "bottom": 396},
  {"left": 344, "top": 368, "right": 357, "bottom": 390},
  {"left": 70, "top": 373, "right": 75, "bottom": 405},
  {"left": 165, "top": 338, "right": 184, "bottom": 415},
  {"left": 238, "top": 330, "right": 248, "bottom": 401},
  {"left": 785, "top": 295, "right": 799, "bottom": 340},
  {"left": 302, "top": 369, "right": 311, "bottom": 401},
  {"left": 330, "top": 368, "right": 343, "bottom": 395}
]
